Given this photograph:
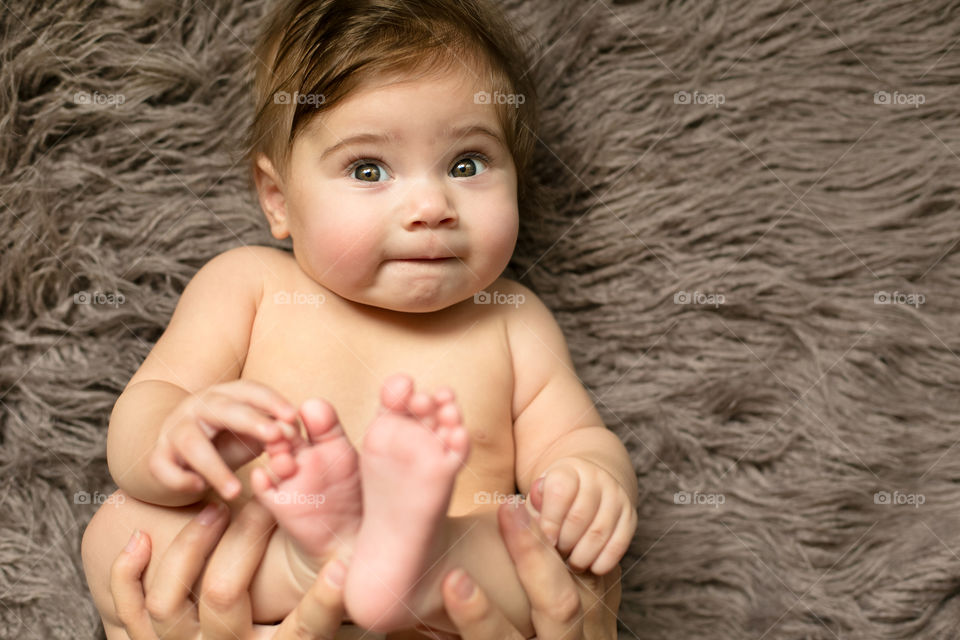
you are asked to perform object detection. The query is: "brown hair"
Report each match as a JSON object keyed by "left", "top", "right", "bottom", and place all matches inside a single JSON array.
[{"left": 245, "top": 0, "right": 540, "bottom": 208}]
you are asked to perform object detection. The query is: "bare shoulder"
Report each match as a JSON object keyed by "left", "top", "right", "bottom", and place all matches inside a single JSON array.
[{"left": 485, "top": 277, "right": 558, "bottom": 328}]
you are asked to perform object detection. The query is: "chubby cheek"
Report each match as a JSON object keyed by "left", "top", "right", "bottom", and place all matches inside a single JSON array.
[
  {"left": 296, "top": 207, "right": 383, "bottom": 288},
  {"left": 474, "top": 200, "right": 519, "bottom": 280}
]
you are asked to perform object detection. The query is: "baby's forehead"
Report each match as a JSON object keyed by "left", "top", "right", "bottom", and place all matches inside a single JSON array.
[{"left": 301, "top": 71, "right": 506, "bottom": 142}]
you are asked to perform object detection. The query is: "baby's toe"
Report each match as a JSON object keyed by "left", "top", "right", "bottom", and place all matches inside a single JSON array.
[
  {"left": 436, "top": 401, "right": 461, "bottom": 427},
  {"left": 380, "top": 373, "right": 415, "bottom": 414},
  {"left": 408, "top": 391, "right": 436, "bottom": 421}
]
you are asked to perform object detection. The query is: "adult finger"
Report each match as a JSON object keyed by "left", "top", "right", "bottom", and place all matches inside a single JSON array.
[
  {"left": 198, "top": 499, "right": 277, "bottom": 639},
  {"left": 109, "top": 530, "right": 158, "bottom": 640},
  {"left": 441, "top": 568, "right": 525, "bottom": 640},
  {"left": 274, "top": 558, "right": 347, "bottom": 640},
  {"left": 498, "top": 503, "right": 584, "bottom": 640},
  {"left": 145, "top": 502, "right": 230, "bottom": 638}
]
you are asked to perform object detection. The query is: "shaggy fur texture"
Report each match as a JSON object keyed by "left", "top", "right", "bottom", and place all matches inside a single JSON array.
[{"left": 1, "top": 0, "right": 959, "bottom": 637}]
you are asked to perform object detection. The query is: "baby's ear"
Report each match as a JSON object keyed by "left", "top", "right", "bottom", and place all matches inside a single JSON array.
[{"left": 253, "top": 154, "right": 290, "bottom": 239}]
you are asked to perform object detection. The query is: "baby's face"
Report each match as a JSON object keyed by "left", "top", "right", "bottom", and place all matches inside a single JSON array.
[{"left": 267, "top": 67, "right": 519, "bottom": 313}]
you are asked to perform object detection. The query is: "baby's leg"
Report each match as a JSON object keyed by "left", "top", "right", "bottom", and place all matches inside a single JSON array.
[
  {"left": 81, "top": 488, "right": 312, "bottom": 637},
  {"left": 343, "top": 375, "right": 534, "bottom": 636}
]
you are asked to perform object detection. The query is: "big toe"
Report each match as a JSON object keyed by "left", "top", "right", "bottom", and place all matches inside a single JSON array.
[
  {"left": 380, "top": 373, "right": 415, "bottom": 414},
  {"left": 300, "top": 398, "right": 341, "bottom": 441}
]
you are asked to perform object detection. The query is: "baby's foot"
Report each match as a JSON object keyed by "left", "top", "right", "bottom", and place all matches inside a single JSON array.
[
  {"left": 344, "top": 374, "right": 470, "bottom": 632},
  {"left": 251, "top": 399, "right": 361, "bottom": 571}
]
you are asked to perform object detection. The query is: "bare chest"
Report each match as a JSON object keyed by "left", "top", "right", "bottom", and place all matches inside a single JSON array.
[{"left": 239, "top": 273, "right": 519, "bottom": 508}]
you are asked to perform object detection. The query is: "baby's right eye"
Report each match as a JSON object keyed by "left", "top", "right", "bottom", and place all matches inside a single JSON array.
[{"left": 350, "top": 160, "right": 390, "bottom": 182}]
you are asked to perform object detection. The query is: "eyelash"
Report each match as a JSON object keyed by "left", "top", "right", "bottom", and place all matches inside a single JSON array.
[{"left": 343, "top": 151, "right": 491, "bottom": 179}]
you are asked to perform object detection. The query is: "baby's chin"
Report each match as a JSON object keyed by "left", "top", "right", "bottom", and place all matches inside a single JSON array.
[{"left": 332, "top": 283, "right": 478, "bottom": 314}]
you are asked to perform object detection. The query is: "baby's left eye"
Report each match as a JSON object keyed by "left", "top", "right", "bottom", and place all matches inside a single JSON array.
[{"left": 449, "top": 155, "right": 488, "bottom": 178}]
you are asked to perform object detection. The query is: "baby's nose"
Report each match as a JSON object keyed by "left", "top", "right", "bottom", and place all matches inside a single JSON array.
[{"left": 404, "top": 187, "right": 457, "bottom": 228}]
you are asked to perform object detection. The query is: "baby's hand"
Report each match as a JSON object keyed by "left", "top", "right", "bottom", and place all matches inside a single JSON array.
[
  {"left": 531, "top": 456, "right": 638, "bottom": 575},
  {"left": 149, "top": 380, "right": 298, "bottom": 500}
]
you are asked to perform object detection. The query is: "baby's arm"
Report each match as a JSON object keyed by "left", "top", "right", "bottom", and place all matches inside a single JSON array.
[
  {"left": 106, "top": 246, "right": 293, "bottom": 505},
  {"left": 97, "top": 247, "right": 318, "bottom": 619},
  {"left": 506, "top": 281, "right": 639, "bottom": 574}
]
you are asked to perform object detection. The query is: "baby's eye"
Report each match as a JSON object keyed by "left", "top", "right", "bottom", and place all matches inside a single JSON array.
[
  {"left": 449, "top": 154, "right": 488, "bottom": 178},
  {"left": 351, "top": 161, "right": 390, "bottom": 182}
]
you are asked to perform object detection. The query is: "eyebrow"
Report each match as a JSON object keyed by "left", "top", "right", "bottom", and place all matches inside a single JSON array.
[{"left": 318, "top": 124, "right": 504, "bottom": 161}]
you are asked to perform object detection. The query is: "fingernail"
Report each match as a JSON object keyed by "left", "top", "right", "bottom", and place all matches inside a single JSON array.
[
  {"left": 123, "top": 529, "right": 140, "bottom": 552},
  {"left": 278, "top": 421, "right": 297, "bottom": 439},
  {"left": 197, "top": 502, "right": 222, "bottom": 525},
  {"left": 452, "top": 569, "right": 475, "bottom": 601},
  {"left": 324, "top": 558, "right": 346, "bottom": 588}
]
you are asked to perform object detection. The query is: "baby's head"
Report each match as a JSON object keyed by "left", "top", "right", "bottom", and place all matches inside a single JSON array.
[{"left": 245, "top": 0, "right": 539, "bottom": 313}]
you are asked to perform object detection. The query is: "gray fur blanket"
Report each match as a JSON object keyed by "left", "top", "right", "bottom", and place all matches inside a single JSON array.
[{"left": 2, "top": 0, "right": 959, "bottom": 638}]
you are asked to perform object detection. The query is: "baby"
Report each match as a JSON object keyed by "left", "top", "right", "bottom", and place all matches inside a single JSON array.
[{"left": 81, "top": 0, "right": 638, "bottom": 637}]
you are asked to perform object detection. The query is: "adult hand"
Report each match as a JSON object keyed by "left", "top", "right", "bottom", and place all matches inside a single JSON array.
[
  {"left": 439, "top": 501, "right": 620, "bottom": 640},
  {"left": 109, "top": 499, "right": 346, "bottom": 639}
]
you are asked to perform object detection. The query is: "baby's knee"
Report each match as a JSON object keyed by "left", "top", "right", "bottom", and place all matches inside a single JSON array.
[{"left": 81, "top": 490, "right": 136, "bottom": 623}]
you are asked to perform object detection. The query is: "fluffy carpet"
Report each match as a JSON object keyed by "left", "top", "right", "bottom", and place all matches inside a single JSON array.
[{"left": 2, "top": 0, "right": 959, "bottom": 637}]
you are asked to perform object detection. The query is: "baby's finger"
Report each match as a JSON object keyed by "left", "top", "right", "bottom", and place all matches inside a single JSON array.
[
  {"left": 556, "top": 479, "right": 601, "bottom": 554},
  {"left": 194, "top": 395, "right": 285, "bottom": 443},
  {"left": 590, "top": 505, "right": 638, "bottom": 575},
  {"left": 275, "top": 558, "right": 346, "bottom": 639},
  {"left": 148, "top": 445, "right": 206, "bottom": 494},
  {"left": 441, "top": 569, "right": 525, "bottom": 640},
  {"left": 536, "top": 466, "right": 579, "bottom": 548},
  {"left": 174, "top": 431, "right": 242, "bottom": 499},
  {"left": 566, "top": 491, "right": 621, "bottom": 572},
  {"left": 216, "top": 380, "right": 298, "bottom": 424},
  {"left": 109, "top": 530, "right": 158, "bottom": 640}
]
